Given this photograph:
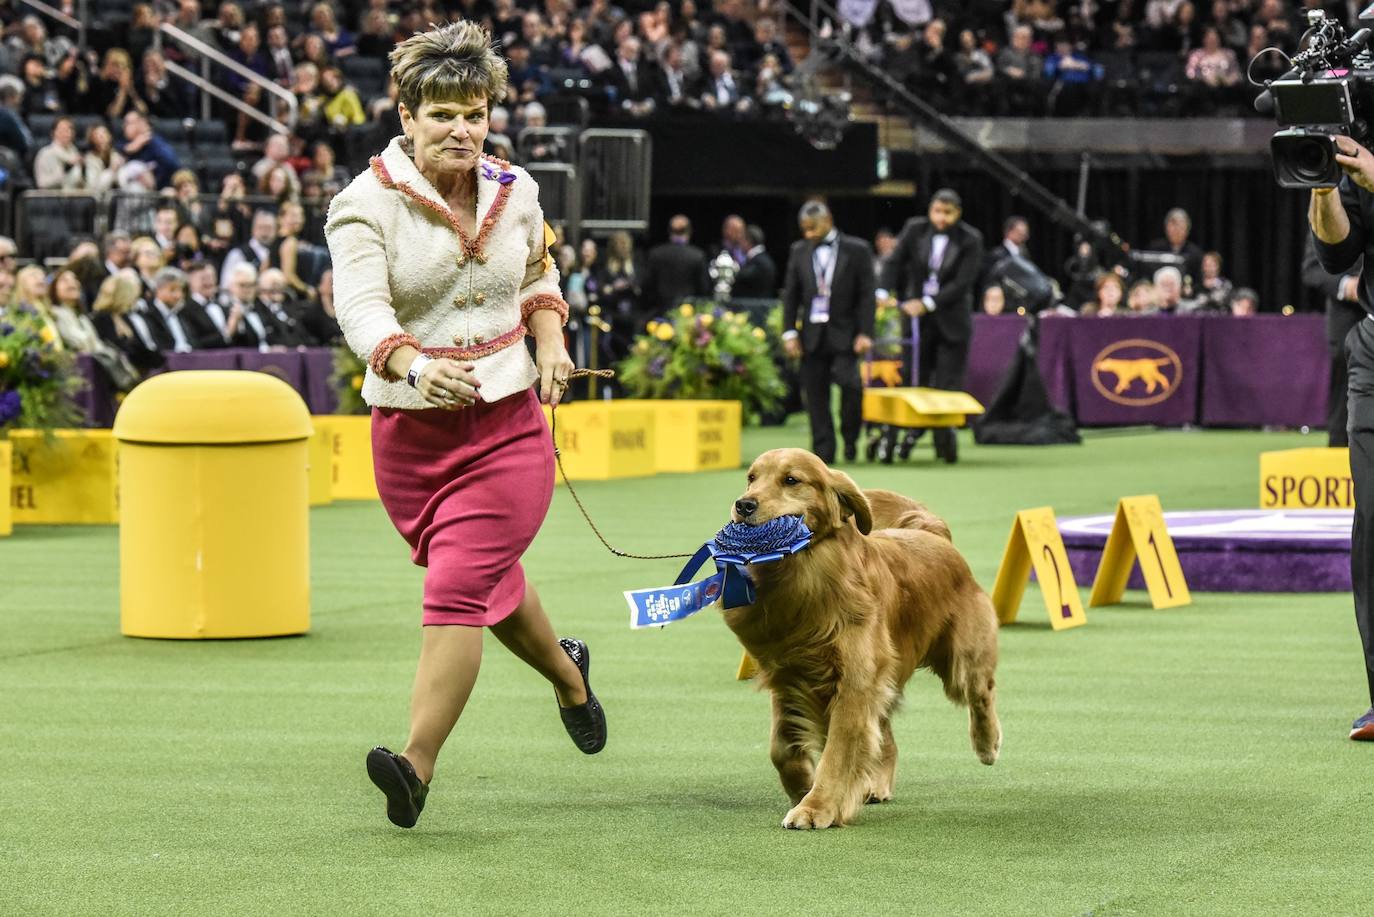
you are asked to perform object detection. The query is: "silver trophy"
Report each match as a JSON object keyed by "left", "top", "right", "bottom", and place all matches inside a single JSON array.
[{"left": 709, "top": 249, "right": 739, "bottom": 301}]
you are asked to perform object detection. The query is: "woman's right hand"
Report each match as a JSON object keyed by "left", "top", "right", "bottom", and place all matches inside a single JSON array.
[{"left": 417, "top": 358, "right": 481, "bottom": 410}]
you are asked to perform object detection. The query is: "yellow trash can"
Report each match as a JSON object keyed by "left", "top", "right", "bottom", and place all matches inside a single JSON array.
[{"left": 112, "top": 371, "right": 312, "bottom": 639}]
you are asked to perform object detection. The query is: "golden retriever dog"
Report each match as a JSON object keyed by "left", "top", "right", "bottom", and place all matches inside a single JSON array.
[{"left": 724, "top": 448, "right": 1001, "bottom": 830}]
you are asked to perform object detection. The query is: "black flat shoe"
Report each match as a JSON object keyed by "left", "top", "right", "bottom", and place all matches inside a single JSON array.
[
  {"left": 365, "top": 746, "right": 428, "bottom": 828},
  {"left": 557, "top": 638, "right": 607, "bottom": 754}
]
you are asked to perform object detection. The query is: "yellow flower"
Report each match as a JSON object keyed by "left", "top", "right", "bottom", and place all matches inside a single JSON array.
[
  {"left": 646, "top": 320, "right": 659, "bottom": 334},
  {"left": 0, "top": 352, "right": 9, "bottom": 369},
  {"left": 678, "top": 303, "right": 694, "bottom": 318},
  {"left": 351, "top": 374, "right": 364, "bottom": 391},
  {"left": 39, "top": 326, "right": 56, "bottom": 344},
  {"left": 654, "top": 324, "right": 676, "bottom": 341},
  {"left": 752, "top": 327, "right": 766, "bottom": 340},
  {"left": 634, "top": 339, "right": 649, "bottom": 353},
  {"left": 700, "top": 314, "right": 714, "bottom": 327}
]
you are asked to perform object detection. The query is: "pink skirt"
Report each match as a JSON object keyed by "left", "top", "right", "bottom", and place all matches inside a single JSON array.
[{"left": 371, "top": 389, "right": 554, "bottom": 627}]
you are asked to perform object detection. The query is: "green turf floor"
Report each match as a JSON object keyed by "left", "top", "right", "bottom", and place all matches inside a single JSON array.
[{"left": 2, "top": 422, "right": 1370, "bottom": 916}]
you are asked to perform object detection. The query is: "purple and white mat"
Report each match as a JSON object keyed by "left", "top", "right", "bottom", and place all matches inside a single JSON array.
[{"left": 1057, "top": 510, "right": 1353, "bottom": 593}]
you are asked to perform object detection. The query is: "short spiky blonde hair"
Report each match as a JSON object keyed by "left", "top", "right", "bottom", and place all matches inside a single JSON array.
[{"left": 389, "top": 21, "right": 508, "bottom": 115}]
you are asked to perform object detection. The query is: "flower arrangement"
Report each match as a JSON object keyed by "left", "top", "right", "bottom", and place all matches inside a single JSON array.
[
  {"left": 873, "top": 299, "right": 907, "bottom": 358},
  {"left": 330, "top": 345, "right": 368, "bottom": 415},
  {"left": 617, "top": 302, "right": 787, "bottom": 422},
  {"left": 0, "top": 306, "right": 86, "bottom": 435}
]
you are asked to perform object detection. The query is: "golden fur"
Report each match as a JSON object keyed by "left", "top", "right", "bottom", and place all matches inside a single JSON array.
[{"left": 723, "top": 448, "right": 1001, "bottom": 829}]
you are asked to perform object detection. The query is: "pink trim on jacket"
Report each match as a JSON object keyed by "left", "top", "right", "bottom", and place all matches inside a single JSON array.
[
  {"left": 423, "top": 325, "right": 526, "bottom": 362},
  {"left": 369, "top": 332, "right": 423, "bottom": 381},
  {"left": 520, "top": 293, "right": 569, "bottom": 332},
  {"left": 370, "top": 155, "right": 513, "bottom": 265}
]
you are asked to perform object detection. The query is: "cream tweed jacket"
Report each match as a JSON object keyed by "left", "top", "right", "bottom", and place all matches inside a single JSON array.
[{"left": 325, "top": 135, "right": 568, "bottom": 409}]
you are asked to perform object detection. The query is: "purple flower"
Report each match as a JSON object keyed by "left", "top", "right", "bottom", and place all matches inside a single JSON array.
[
  {"left": 0, "top": 322, "right": 13, "bottom": 335},
  {"left": 647, "top": 355, "right": 667, "bottom": 379},
  {"left": 0, "top": 388, "right": 21, "bottom": 425},
  {"left": 694, "top": 331, "right": 712, "bottom": 347},
  {"left": 480, "top": 161, "right": 517, "bottom": 184},
  {"left": 718, "top": 353, "right": 736, "bottom": 372}
]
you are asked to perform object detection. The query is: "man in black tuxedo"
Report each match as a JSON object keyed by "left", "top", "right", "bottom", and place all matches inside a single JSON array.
[
  {"left": 642, "top": 214, "right": 709, "bottom": 317},
  {"left": 781, "top": 200, "right": 875, "bottom": 464},
  {"left": 222, "top": 263, "right": 292, "bottom": 350},
  {"left": 732, "top": 224, "right": 777, "bottom": 299},
  {"left": 147, "top": 267, "right": 224, "bottom": 351},
  {"left": 1303, "top": 233, "right": 1364, "bottom": 446},
  {"left": 880, "top": 188, "right": 984, "bottom": 463}
]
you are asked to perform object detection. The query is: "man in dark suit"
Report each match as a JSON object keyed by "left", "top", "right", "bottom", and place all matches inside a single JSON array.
[
  {"left": 1303, "top": 233, "right": 1364, "bottom": 447},
  {"left": 642, "top": 214, "right": 709, "bottom": 317},
  {"left": 1148, "top": 207, "right": 1205, "bottom": 296},
  {"left": 150, "top": 268, "right": 225, "bottom": 350},
  {"left": 604, "top": 35, "right": 658, "bottom": 116},
  {"left": 732, "top": 224, "right": 777, "bottom": 299},
  {"left": 781, "top": 200, "right": 875, "bottom": 464},
  {"left": 222, "top": 262, "right": 293, "bottom": 350},
  {"left": 880, "top": 188, "right": 984, "bottom": 463}
]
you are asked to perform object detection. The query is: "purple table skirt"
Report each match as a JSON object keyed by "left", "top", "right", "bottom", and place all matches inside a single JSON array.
[
  {"left": 79, "top": 348, "right": 340, "bottom": 423},
  {"left": 964, "top": 313, "right": 1328, "bottom": 428}
]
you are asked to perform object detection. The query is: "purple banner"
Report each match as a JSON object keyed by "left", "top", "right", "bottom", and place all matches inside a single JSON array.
[
  {"left": 164, "top": 351, "right": 241, "bottom": 371},
  {"left": 1199, "top": 315, "right": 1329, "bottom": 427},
  {"left": 965, "top": 315, "right": 1022, "bottom": 407},
  {"left": 1037, "top": 316, "right": 1076, "bottom": 414},
  {"left": 1066, "top": 316, "right": 1202, "bottom": 426},
  {"left": 301, "top": 348, "right": 338, "bottom": 415},
  {"left": 238, "top": 351, "right": 305, "bottom": 393},
  {"left": 73, "top": 353, "right": 116, "bottom": 427}
]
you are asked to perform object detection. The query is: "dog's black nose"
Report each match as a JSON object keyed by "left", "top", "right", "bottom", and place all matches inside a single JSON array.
[{"left": 735, "top": 498, "right": 758, "bottom": 517}]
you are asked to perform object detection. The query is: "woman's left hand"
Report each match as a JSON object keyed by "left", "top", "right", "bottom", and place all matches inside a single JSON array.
[{"left": 536, "top": 339, "right": 575, "bottom": 407}]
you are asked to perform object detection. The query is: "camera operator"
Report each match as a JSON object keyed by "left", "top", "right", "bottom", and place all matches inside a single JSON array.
[{"left": 1309, "top": 134, "right": 1374, "bottom": 740}]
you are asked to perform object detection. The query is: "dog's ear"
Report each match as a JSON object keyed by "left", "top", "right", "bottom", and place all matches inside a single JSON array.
[{"left": 829, "top": 470, "right": 873, "bottom": 535}]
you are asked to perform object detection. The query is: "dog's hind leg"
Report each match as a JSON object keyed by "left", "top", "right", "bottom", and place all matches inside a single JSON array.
[
  {"left": 932, "top": 614, "right": 1002, "bottom": 766},
  {"left": 769, "top": 692, "right": 818, "bottom": 806},
  {"left": 966, "top": 666, "right": 1001, "bottom": 766},
  {"left": 865, "top": 716, "right": 897, "bottom": 804}
]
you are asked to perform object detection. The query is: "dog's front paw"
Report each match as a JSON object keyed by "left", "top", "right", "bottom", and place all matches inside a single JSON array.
[
  {"left": 864, "top": 788, "right": 893, "bottom": 805},
  {"left": 783, "top": 800, "right": 840, "bottom": 830}
]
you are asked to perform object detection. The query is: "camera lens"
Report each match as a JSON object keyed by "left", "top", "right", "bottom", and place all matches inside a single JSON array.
[{"left": 1294, "top": 138, "right": 1333, "bottom": 177}]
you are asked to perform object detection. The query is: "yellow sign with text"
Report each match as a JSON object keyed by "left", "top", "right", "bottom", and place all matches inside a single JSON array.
[
  {"left": 8, "top": 429, "right": 119, "bottom": 524},
  {"left": 320, "top": 414, "right": 379, "bottom": 500},
  {"left": 542, "top": 402, "right": 656, "bottom": 480},
  {"left": 1088, "top": 495, "right": 1191, "bottom": 609},
  {"left": 0, "top": 441, "right": 11, "bottom": 536},
  {"left": 1259, "top": 447, "right": 1352, "bottom": 508},
  {"left": 991, "top": 507, "right": 1086, "bottom": 630}
]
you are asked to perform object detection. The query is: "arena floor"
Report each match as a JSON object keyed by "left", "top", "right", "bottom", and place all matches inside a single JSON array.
[{"left": 2, "top": 421, "right": 1367, "bottom": 916}]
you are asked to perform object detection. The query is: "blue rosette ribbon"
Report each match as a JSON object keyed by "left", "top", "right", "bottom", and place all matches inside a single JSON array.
[{"left": 624, "top": 516, "right": 813, "bottom": 629}]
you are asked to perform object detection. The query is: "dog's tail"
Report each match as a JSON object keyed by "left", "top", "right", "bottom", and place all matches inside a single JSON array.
[{"left": 865, "top": 490, "right": 953, "bottom": 541}]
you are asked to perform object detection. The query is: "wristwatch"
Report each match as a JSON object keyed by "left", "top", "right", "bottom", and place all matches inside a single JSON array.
[{"left": 406, "top": 353, "right": 434, "bottom": 388}]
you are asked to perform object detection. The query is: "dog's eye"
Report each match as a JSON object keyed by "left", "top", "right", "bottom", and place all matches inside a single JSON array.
[
  {"left": 747, "top": 473, "right": 756, "bottom": 483},
  {"left": 783, "top": 476, "right": 800, "bottom": 486}
]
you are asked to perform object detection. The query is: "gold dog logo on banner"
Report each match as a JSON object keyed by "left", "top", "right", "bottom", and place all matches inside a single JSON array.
[{"left": 1091, "top": 339, "right": 1183, "bottom": 407}]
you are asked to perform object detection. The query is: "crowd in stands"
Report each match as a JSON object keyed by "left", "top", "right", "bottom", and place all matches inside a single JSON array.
[
  {"left": 0, "top": 1, "right": 1306, "bottom": 399},
  {"left": 838, "top": 0, "right": 1361, "bottom": 117}
]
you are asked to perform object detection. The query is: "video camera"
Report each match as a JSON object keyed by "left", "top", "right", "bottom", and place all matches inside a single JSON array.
[{"left": 1257, "top": 8, "right": 1374, "bottom": 188}]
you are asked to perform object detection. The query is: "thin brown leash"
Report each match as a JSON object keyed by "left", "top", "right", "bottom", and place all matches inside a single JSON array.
[{"left": 551, "top": 369, "right": 696, "bottom": 561}]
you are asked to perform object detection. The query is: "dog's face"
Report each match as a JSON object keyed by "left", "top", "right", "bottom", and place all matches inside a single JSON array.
[{"left": 733, "top": 448, "right": 873, "bottom": 537}]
